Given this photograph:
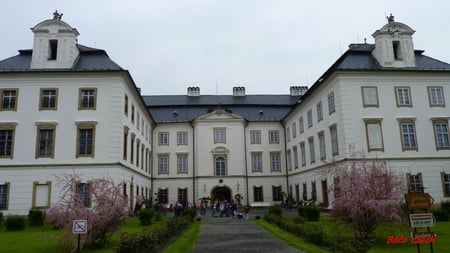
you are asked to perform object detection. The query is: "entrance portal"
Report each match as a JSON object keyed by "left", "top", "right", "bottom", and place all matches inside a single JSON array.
[{"left": 211, "top": 185, "right": 232, "bottom": 202}]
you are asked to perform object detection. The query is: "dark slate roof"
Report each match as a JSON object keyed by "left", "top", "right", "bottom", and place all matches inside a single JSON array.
[
  {"left": 143, "top": 95, "right": 300, "bottom": 123},
  {"left": 0, "top": 44, "right": 123, "bottom": 71}
]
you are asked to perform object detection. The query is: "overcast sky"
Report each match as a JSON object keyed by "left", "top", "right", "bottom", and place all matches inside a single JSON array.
[{"left": 1, "top": 1, "right": 450, "bottom": 95}]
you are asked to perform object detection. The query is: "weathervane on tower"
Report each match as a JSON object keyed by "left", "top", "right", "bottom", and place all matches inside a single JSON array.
[{"left": 53, "top": 10, "right": 63, "bottom": 20}]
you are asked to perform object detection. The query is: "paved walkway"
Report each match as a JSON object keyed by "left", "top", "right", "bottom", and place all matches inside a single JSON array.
[{"left": 190, "top": 208, "right": 305, "bottom": 253}]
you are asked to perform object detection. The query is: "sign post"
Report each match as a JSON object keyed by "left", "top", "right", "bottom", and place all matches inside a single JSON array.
[
  {"left": 73, "top": 220, "right": 88, "bottom": 253},
  {"left": 405, "top": 193, "right": 435, "bottom": 253}
]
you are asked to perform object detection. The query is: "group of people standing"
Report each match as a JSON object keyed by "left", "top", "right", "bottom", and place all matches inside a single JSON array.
[{"left": 208, "top": 199, "right": 250, "bottom": 219}]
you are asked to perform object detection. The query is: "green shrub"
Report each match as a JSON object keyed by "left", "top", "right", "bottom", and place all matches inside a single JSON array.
[
  {"left": 268, "top": 205, "right": 283, "bottom": 216},
  {"left": 297, "top": 205, "right": 320, "bottom": 221},
  {"left": 5, "top": 215, "right": 26, "bottom": 231},
  {"left": 302, "top": 224, "right": 324, "bottom": 245},
  {"left": 432, "top": 208, "right": 449, "bottom": 221},
  {"left": 0, "top": 212, "right": 3, "bottom": 226},
  {"left": 138, "top": 208, "right": 154, "bottom": 226},
  {"left": 182, "top": 208, "right": 197, "bottom": 221},
  {"left": 441, "top": 201, "right": 450, "bottom": 214},
  {"left": 28, "top": 209, "right": 45, "bottom": 226}
]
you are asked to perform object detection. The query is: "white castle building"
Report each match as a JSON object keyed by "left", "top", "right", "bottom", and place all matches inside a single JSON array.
[{"left": 1, "top": 14, "right": 449, "bottom": 215}]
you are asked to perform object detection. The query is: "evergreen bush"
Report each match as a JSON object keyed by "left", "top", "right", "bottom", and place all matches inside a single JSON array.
[
  {"left": 297, "top": 205, "right": 320, "bottom": 221},
  {"left": 182, "top": 208, "right": 197, "bottom": 221},
  {"left": 0, "top": 212, "right": 3, "bottom": 226},
  {"left": 28, "top": 209, "right": 45, "bottom": 226},
  {"left": 138, "top": 209, "right": 154, "bottom": 226},
  {"left": 302, "top": 224, "right": 324, "bottom": 245},
  {"left": 5, "top": 215, "right": 26, "bottom": 231},
  {"left": 432, "top": 208, "right": 449, "bottom": 221},
  {"left": 441, "top": 201, "right": 450, "bottom": 214},
  {"left": 268, "top": 205, "right": 283, "bottom": 216}
]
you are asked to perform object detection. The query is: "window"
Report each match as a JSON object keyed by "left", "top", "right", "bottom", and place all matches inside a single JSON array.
[
  {"left": 311, "top": 181, "right": 317, "bottom": 201},
  {"left": 428, "top": 86, "right": 445, "bottom": 107},
  {"left": 1, "top": 89, "right": 18, "bottom": 111},
  {"left": 214, "top": 128, "right": 226, "bottom": 143},
  {"left": 300, "top": 142, "right": 306, "bottom": 167},
  {"left": 361, "top": 86, "right": 379, "bottom": 107},
  {"left": 307, "top": 110, "right": 313, "bottom": 128},
  {"left": 364, "top": 119, "right": 384, "bottom": 152},
  {"left": 0, "top": 123, "right": 16, "bottom": 158},
  {"left": 32, "top": 181, "right": 51, "bottom": 208},
  {"left": 299, "top": 117, "right": 304, "bottom": 134},
  {"left": 253, "top": 186, "right": 264, "bottom": 202},
  {"left": 123, "top": 126, "right": 128, "bottom": 160},
  {"left": 136, "top": 113, "right": 140, "bottom": 130},
  {"left": 330, "top": 124, "right": 339, "bottom": 156},
  {"left": 178, "top": 188, "right": 188, "bottom": 203},
  {"left": 407, "top": 173, "right": 423, "bottom": 193},
  {"left": 130, "top": 133, "right": 135, "bottom": 164},
  {"left": 177, "top": 154, "right": 188, "bottom": 174},
  {"left": 158, "top": 189, "right": 168, "bottom": 204},
  {"left": 393, "top": 41, "right": 402, "bottom": 60},
  {"left": 395, "top": 87, "right": 412, "bottom": 107},
  {"left": 318, "top": 131, "right": 326, "bottom": 160},
  {"left": 317, "top": 101, "right": 323, "bottom": 122},
  {"left": 0, "top": 183, "right": 9, "bottom": 210},
  {"left": 76, "top": 123, "right": 95, "bottom": 157},
  {"left": 251, "top": 152, "right": 262, "bottom": 172},
  {"left": 158, "top": 154, "right": 169, "bottom": 174},
  {"left": 136, "top": 139, "right": 140, "bottom": 167},
  {"left": 268, "top": 130, "right": 279, "bottom": 144},
  {"left": 215, "top": 156, "right": 227, "bottom": 176},
  {"left": 177, "top": 131, "right": 188, "bottom": 145},
  {"left": 39, "top": 88, "right": 58, "bottom": 110},
  {"left": 272, "top": 186, "right": 283, "bottom": 201},
  {"left": 124, "top": 94, "right": 129, "bottom": 116},
  {"left": 286, "top": 150, "right": 292, "bottom": 170},
  {"left": 159, "top": 132, "right": 169, "bottom": 145},
  {"left": 308, "top": 137, "right": 315, "bottom": 164},
  {"left": 286, "top": 127, "right": 290, "bottom": 141},
  {"left": 36, "top": 124, "right": 56, "bottom": 158},
  {"left": 292, "top": 122, "right": 297, "bottom": 138},
  {"left": 48, "top": 39, "right": 58, "bottom": 60},
  {"left": 399, "top": 119, "right": 417, "bottom": 150},
  {"left": 77, "top": 182, "right": 91, "bottom": 207},
  {"left": 328, "top": 92, "right": 335, "bottom": 114},
  {"left": 131, "top": 104, "right": 135, "bottom": 123},
  {"left": 293, "top": 145, "right": 299, "bottom": 169},
  {"left": 441, "top": 172, "right": 450, "bottom": 197},
  {"left": 433, "top": 119, "right": 450, "bottom": 150},
  {"left": 270, "top": 152, "right": 281, "bottom": 172},
  {"left": 78, "top": 88, "right": 97, "bottom": 110},
  {"left": 250, "top": 130, "right": 261, "bottom": 144},
  {"left": 302, "top": 183, "right": 308, "bottom": 200}
]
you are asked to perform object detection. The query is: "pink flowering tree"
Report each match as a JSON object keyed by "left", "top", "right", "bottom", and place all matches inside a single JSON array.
[
  {"left": 325, "top": 153, "right": 406, "bottom": 252},
  {"left": 47, "top": 174, "right": 129, "bottom": 251}
]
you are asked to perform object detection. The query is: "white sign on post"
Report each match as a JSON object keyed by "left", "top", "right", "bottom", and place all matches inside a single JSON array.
[
  {"left": 73, "top": 220, "right": 88, "bottom": 234},
  {"left": 409, "top": 213, "right": 435, "bottom": 228}
]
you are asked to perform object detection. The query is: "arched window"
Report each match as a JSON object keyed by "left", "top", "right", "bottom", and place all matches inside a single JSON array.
[{"left": 215, "top": 156, "right": 226, "bottom": 176}]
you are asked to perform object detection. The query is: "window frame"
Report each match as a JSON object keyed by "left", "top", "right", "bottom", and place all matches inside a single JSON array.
[
  {"left": 398, "top": 119, "right": 418, "bottom": 151},
  {"left": 78, "top": 88, "right": 97, "bottom": 110},
  {"left": 395, "top": 86, "right": 412, "bottom": 107},
  {"left": 76, "top": 122, "right": 96, "bottom": 158},
  {"left": 293, "top": 145, "right": 299, "bottom": 169},
  {"left": 251, "top": 152, "right": 263, "bottom": 172},
  {"left": 330, "top": 124, "right": 339, "bottom": 156},
  {"left": 432, "top": 119, "right": 450, "bottom": 150},
  {"left": 35, "top": 123, "right": 56, "bottom": 158},
  {"left": 318, "top": 131, "right": 326, "bottom": 161},
  {"left": 39, "top": 88, "right": 58, "bottom": 110},
  {"left": 317, "top": 101, "right": 323, "bottom": 122},
  {"left": 214, "top": 128, "right": 226, "bottom": 144},
  {"left": 441, "top": 172, "right": 450, "bottom": 197},
  {"left": 300, "top": 141, "right": 306, "bottom": 167},
  {"left": 268, "top": 130, "right": 279, "bottom": 144},
  {"left": 328, "top": 92, "right": 335, "bottom": 114},
  {"left": 250, "top": 130, "right": 261, "bottom": 144},
  {"left": 159, "top": 132, "right": 169, "bottom": 146},
  {"left": 0, "top": 182, "right": 10, "bottom": 210},
  {"left": 407, "top": 173, "right": 423, "bottom": 193},
  {"left": 253, "top": 186, "right": 264, "bottom": 202},
  {"left": 1, "top": 88, "right": 19, "bottom": 111},
  {"left": 158, "top": 154, "right": 169, "bottom": 174},
  {"left": 177, "top": 153, "right": 188, "bottom": 174},
  {"left": 270, "top": 152, "right": 281, "bottom": 172},
  {"left": 214, "top": 155, "right": 227, "bottom": 176},
  {"left": 76, "top": 182, "right": 92, "bottom": 207},
  {"left": 177, "top": 131, "right": 188, "bottom": 145},
  {"left": 0, "top": 123, "right": 16, "bottom": 159},
  {"left": 272, "top": 185, "right": 283, "bottom": 201},
  {"left": 307, "top": 109, "right": 313, "bottom": 128},
  {"left": 427, "top": 86, "right": 445, "bottom": 107},
  {"left": 361, "top": 86, "right": 379, "bottom": 108},
  {"left": 364, "top": 119, "right": 384, "bottom": 152},
  {"left": 32, "top": 181, "right": 52, "bottom": 209},
  {"left": 308, "top": 136, "right": 315, "bottom": 164},
  {"left": 299, "top": 117, "right": 304, "bottom": 134}
]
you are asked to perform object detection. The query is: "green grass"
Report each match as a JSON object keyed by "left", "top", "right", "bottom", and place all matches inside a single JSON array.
[
  {"left": 163, "top": 221, "right": 201, "bottom": 253},
  {"left": 256, "top": 219, "right": 329, "bottom": 253},
  {"left": 0, "top": 217, "right": 171, "bottom": 253},
  {"left": 259, "top": 215, "right": 450, "bottom": 253}
]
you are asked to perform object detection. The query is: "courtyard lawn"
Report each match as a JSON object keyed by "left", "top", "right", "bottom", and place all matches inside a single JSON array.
[{"left": 0, "top": 216, "right": 171, "bottom": 253}]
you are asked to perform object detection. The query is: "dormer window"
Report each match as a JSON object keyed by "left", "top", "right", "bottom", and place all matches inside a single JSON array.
[
  {"left": 392, "top": 41, "right": 402, "bottom": 60},
  {"left": 48, "top": 40, "right": 58, "bottom": 60}
]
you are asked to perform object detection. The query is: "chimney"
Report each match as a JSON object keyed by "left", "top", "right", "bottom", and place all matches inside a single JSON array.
[
  {"left": 233, "top": 86, "right": 245, "bottom": 96},
  {"left": 187, "top": 87, "right": 200, "bottom": 96},
  {"left": 290, "top": 86, "right": 308, "bottom": 96}
]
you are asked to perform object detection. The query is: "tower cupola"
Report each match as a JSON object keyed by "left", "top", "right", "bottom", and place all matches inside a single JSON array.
[
  {"left": 371, "top": 14, "right": 416, "bottom": 68},
  {"left": 30, "top": 11, "right": 80, "bottom": 69}
]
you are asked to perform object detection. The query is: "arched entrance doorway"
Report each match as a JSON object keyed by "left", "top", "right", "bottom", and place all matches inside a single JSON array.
[{"left": 211, "top": 185, "right": 232, "bottom": 202}]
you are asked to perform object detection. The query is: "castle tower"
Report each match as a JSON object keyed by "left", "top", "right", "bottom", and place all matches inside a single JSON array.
[
  {"left": 372, "top": 14, "right": 416, "bottom": 68},
  {"left": 30, "top": 11, "right": 80, "bottom": 69}
]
